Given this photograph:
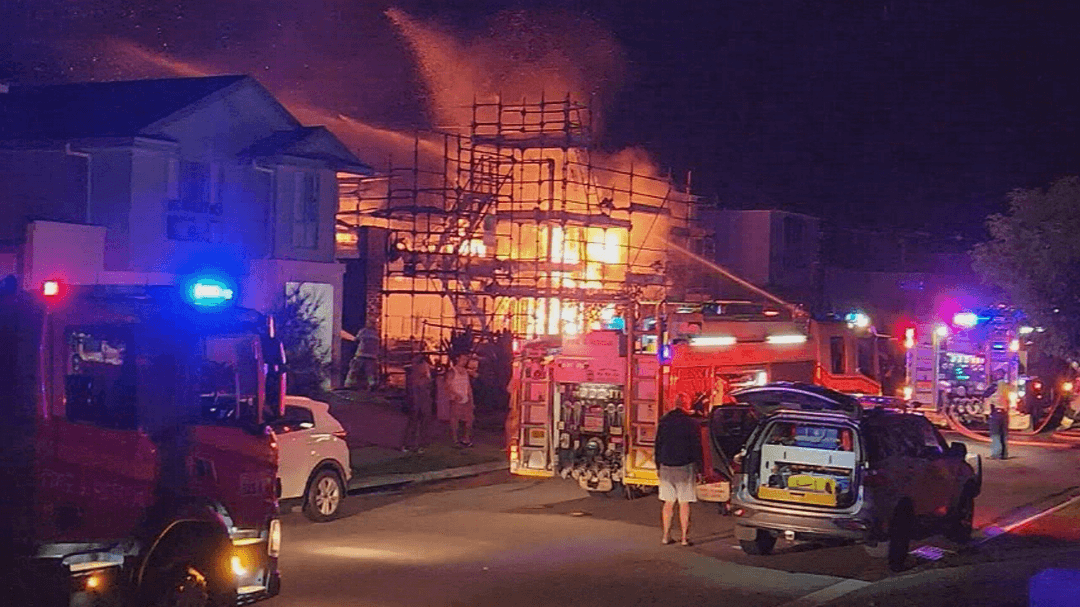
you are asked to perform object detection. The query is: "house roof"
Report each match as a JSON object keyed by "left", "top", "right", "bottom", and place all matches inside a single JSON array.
[
  {"left": 242, "top": 126, "right": 373, "bottom": 174},
  {"left": 0, "top": 75, "right": 248, "bottom": 141}
]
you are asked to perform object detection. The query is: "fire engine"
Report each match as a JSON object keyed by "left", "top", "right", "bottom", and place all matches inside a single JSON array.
[
  {"left": 506, "top": 300, "right": 882, "bottom": 500},
  {"left": 665, "top": 301, "right": 883, "bottom": 401},
  {"left": 904, "top": 308, "right": 1037, "bottom": 430},
  {"left": 0, "top": 275, "right": 283, "bottom": 606}
]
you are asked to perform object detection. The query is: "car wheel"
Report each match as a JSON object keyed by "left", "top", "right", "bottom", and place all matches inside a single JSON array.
[
  {"left": 739, "top": 529, "right": 777, "bottom": 555},
  {"left": 947, "top": 486, "right": 975, "bottom": 543},
  {"left": 304, "top": 469, "right": 345, "bottom": 522},
  {"left": 888, "top": 505, "right": 913, "bottom": 572}
]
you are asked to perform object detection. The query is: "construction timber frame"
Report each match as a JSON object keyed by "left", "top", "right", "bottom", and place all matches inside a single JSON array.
[{"left": 337, "top": 95, "right": 705, "bottom": 370}]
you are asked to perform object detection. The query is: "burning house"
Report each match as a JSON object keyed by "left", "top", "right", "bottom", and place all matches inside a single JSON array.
[{"left": 335, "top": 95, "right": 709, "bottom": 377}]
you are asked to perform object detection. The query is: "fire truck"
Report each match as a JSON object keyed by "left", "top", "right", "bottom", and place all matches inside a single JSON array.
[
  {"left": 904, "top": 309, "right": 1035, "bottom": 430},
  {"left": 665, "top": 301, "right": 883, "bottom": 401},
  {"left": 0, "top": 275, "right": 283, "bottom": 607},
  {"left": 506, "top": 300, "right": 882, "bottom": 499}
]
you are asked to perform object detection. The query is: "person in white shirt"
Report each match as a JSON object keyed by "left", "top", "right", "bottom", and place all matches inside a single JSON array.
[{"left": 445, "top": 353, "right": 475, "bottom": 447}]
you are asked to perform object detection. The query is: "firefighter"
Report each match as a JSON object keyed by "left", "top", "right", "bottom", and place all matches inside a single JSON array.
[{"left": 345, "top": 324, "right": 380, "bottom": 391}]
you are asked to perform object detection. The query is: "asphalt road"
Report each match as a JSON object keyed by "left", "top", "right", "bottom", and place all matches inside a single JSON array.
[{"left": 264, "top": 438, "right": 1080, "bottom": 607}]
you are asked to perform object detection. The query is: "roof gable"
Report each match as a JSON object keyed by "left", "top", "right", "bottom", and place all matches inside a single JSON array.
[
  {"left": 0, "top": 75, "right": 248, "bottom": 142},
  {"left": 243, "top": 126, "right": 373, "bottom": 174}
]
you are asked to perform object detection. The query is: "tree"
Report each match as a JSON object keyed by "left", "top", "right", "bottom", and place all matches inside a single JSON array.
[
  {"left": 971, "top": 176, "right": 1080, "bottom": 361},
  {"left": 272, "top": 287, "right": 332, "bottom": 397}
]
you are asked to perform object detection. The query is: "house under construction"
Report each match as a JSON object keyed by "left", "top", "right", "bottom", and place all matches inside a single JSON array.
[{"left": 337, "top": 96, "right": 708, "bottom": 372}]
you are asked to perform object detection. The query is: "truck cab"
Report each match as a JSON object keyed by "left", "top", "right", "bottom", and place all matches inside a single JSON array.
[{"left": 0, "top": 277, "right": 284, "bottom": 606}]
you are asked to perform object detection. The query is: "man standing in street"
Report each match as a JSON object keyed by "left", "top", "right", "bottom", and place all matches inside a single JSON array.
[{"left": 655, "top": 393, "right": 703, "bottom": 546}]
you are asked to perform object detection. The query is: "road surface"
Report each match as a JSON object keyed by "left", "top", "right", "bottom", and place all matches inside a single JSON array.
[{"left": 264, "top": 438, "right": 1080, "bottom": 607}]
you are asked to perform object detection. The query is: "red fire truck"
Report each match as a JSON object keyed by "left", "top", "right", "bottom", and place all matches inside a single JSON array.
[
  {"left": 665, "top": 301, "right": 883, "bottom": 403},
  {"left": 506, "top": 301, "right": 881, "bottom": 500},
  {"left": 0, "top": 275, "right": 283, "bottom": 607}
]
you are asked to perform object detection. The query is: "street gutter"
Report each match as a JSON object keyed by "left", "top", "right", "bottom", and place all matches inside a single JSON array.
[{"left": 347, "top": 461, "right": 509, "bottom": 492}]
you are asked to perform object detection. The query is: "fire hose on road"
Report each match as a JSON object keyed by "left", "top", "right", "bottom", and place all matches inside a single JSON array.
[{"left": 943, "top": 395, "right": 1080, "bottom": 448}]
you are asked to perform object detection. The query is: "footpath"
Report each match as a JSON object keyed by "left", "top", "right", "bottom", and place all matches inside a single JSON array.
[{"left": 317, "top": 389, "right": 509, "bottom": 493}]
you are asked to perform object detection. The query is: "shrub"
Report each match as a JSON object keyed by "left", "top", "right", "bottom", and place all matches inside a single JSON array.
[{"left": 273, "top": 287, "right": 331, "bottom": 397}]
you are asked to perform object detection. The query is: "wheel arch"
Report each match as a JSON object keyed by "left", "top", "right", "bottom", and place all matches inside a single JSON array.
[
  {"left": 135, "top": 502, "right": 233, "bottom": 589},
  {"left": 304, "top": 459, "right": 348, "bottom": 497}
]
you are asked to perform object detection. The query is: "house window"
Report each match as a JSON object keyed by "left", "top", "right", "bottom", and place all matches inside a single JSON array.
[
  {"left": 782, "top": 216, "right": 806, "bottom": 270},
  {"left": 830, "top": 336, "right": 846, "bottom": 375},
  {"left": 167, "top": 161, "right": 223, "bottom": 242},
  {"left": 293, "top": 171, "right": 320, "bottom": 249}
]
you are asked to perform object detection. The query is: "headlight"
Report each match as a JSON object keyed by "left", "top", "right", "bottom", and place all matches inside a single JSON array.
[
  {"left": 231, "top": 555, "right": 248, "bottom": 577},
  {"left": 268, "top": 519, "right": 281, "bottom": 558}
]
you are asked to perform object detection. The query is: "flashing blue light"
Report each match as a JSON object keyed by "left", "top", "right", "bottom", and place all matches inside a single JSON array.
[
  {"left": 187, "top": 278, "right": 235, "bottom": 307},
  {"left": 659, "top": 344, "right": 672, "bottom": 364}
]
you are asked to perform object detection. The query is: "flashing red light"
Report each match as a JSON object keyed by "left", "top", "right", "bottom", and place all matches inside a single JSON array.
[
  {"left": 512, "top": 339, "right": 521, "bottom": 354},
  {"left": 42, "top": 280, "right": 60, "bottom": 297}
]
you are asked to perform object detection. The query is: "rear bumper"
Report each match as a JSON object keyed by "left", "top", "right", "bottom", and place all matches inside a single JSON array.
[{"left": 731, "top": 496, "right": 875, "bottom": 542}]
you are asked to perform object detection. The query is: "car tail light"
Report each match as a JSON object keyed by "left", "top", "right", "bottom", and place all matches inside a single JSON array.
[{"left": 732, "top": 508, "right": 745, "bottom": 517}]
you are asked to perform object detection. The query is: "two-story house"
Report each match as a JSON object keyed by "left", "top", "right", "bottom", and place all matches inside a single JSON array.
[
  {"left": 0, "top": 75, "right": 372, "bottom": 384},
  {"left": 699, "top": 208, "right": 823, "bottom": 309}
]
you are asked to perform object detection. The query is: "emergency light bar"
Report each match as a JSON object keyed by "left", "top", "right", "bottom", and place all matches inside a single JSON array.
[
  {"left": 766, "top": 334, "right": 807, "bottom": 345},
  {"left": 690, "top": 336, "right": 737, "bottom": 347},
  {"left": 186, "top": 278, "right": 235, "bottom": 307}
]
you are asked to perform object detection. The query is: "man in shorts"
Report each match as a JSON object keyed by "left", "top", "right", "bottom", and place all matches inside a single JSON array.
[{"left": 655, "top": 393, "right": 703, "bottom": 546}]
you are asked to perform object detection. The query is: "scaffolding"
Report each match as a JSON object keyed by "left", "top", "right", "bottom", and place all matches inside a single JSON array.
[{"left": 338, "top": 95, "right": 707, "bottom": 368}]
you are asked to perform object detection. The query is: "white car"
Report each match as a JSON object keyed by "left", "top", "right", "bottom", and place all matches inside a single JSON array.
[{"left": 272, "top": 396, "right": 352, "bottom": 522}]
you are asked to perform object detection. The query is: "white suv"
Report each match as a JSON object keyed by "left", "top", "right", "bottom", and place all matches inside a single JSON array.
[{"left": 272, "top": 396, "right": 352, "bottom": 522}]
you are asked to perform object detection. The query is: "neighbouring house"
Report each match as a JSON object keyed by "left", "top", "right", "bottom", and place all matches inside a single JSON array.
[
  {"left": 0, "top": 75, "right": 373, "bottom": 386},
  {"left": 699, "top": 209, "right": 823, "bottom": 309}
]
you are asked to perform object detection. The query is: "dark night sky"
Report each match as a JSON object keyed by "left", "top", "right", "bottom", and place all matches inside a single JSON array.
[{"left": 2, "top": 0, "right": 1078, "bottom": 237}]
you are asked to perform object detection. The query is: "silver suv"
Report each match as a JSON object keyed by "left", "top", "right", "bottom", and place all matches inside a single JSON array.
[{"left": 728, "top": 383, "right": 981, "bottom": 571}]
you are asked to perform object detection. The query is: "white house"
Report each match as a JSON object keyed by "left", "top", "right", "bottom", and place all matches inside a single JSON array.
[{"left": 0, "top": 75, "right": 373, "bottom": 384}]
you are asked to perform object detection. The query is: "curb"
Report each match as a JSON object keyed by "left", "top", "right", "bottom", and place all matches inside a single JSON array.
[
  {"left": 347, "top": 460, "right": 509, "bottom": 491},
  {"left": 974, "top": 485, "right": 1080, "bottom": 544}
]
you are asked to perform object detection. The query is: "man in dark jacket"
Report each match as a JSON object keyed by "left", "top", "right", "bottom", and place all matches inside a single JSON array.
[{"left": 655, "top": 393, "right": 704, "bottom": 546}]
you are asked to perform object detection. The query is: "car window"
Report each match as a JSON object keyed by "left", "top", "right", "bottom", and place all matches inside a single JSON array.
[
  {"left": 909, "top": 416, "right": 946, "bottom": 456},
  {"left": 863, "top": 423, "right": 896, "bottom": 462},
  {"left": 875, "top": 418, "right": 919, "bottom": 457},
  {"left": 886, "top": 416, "right": 938, "bottom": 458},
  {"left": 271, "top": 405, "right": 315, "bottom": 434}
]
